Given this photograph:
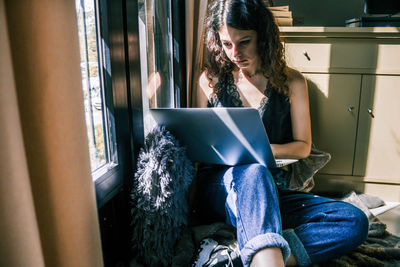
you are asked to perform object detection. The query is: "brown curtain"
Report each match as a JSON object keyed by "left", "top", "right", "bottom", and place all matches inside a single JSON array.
[
  {"left": 186, "top": 0, "right": 209, "bottom": 107},
  {"left": 0, "top": 0, "right": 103, "bottom": 266}
]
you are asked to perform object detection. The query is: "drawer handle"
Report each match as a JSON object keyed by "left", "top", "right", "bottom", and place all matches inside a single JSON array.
[
  {"left": 303, "top": 51, "right": 311, "bottom": 61},
  {"left": 347, "top": 106, "right": 354, "bottom": 112},
  {"left": 367, "top": 108, "right": 375, "bottom": 118}
]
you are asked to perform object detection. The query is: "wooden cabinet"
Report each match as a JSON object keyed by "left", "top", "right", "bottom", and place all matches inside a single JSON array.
[{"left": 281, "top": 27, "right": 400, "bottom": 201}]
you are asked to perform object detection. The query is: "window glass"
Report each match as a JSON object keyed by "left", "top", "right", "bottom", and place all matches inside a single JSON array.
[
  {"left": 138, "top": 0, "right": 174, "bottom": 109},
  {"left": 75, "top": 0, "right": 117, "bottom": 174}
]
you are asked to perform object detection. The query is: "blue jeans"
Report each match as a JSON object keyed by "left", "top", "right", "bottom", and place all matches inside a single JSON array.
[{"left": 195, "top": 164, "right": 369, "bottom": 266}]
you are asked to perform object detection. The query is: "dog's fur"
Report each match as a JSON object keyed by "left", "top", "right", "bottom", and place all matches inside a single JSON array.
[{"left": 131, "top": 126, "right": 194, "bottom": 266}]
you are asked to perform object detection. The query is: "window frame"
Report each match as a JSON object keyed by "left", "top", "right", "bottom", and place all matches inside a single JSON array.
[
  {"left": 87, "top": 0, "right": 186, "bottom": 208},
  {"left": 89, "top": 0, "right": 186, "bottom": 264},
  {"left": 171, "top": 0, "right": 187, "bottom": 107},
  {"left": 93, "top": 0, "right": 143, "bottom": 208}
]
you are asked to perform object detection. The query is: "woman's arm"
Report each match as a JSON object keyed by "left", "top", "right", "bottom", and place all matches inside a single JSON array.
[{"left": 271, "top": 68, "right": 312, "bottom": 159}]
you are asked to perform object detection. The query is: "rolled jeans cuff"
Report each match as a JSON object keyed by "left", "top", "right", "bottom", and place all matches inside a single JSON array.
[
  {"left": 240, "top": 233, "right": 291, "bottom": 267},
  {"left": 283, "top": 229, "right": 312, "bottom": 266}
]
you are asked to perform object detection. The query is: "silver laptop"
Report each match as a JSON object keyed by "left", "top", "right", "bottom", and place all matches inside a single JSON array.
[{"left": 150, "top": 107, "right": 297, "bottom": 168}]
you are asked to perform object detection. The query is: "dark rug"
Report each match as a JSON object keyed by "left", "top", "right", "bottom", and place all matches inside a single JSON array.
[{"left": 173, "top": 193, "right": 400, "bottom": 267}]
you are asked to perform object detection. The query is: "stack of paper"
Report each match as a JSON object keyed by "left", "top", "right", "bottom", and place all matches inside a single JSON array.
[{"left": 267, "top": 5, "right": 293, "bottom": 26}]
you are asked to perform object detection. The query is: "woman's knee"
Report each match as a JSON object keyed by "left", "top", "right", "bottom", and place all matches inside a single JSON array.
[
  {"left": 303, "top": 201, "right": 369, "bottom": 263},
  {"left": 229, "top": 164, "right": 279, "bottom": 212},
  {"left": 336, "top": 202, "right": 369, "bottom": 249},
  {"left": 232, "top": 163, "right": 275, "bottom": 189},
  {"left": 349, "top": 204, "right": 369, "bottom": 244}
]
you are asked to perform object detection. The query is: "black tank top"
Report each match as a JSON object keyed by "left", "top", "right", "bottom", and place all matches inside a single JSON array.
[{"left": 207, "top": 73, "right": 293, "bottom": 144}]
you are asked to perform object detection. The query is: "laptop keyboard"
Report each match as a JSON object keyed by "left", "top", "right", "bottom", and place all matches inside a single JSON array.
[{"left": 275, "top": 159, "right": 298, "bottom": 168}]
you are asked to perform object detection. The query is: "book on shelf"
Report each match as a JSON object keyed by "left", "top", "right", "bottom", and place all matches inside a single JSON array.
[
  {"left": 275, "top": 17, "right": 293, "bottom": 26},
  {"left": 268, "top": 5, "right": 289, "bottom": 12},
  {"left": 270, "top": 10, "right": 292, "bottom": 18}
]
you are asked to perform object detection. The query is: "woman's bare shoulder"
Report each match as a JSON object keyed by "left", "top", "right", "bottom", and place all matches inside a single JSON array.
[
  {"left": 286, "top": 67, "right": 305, "bottom": 84},
  {"left": 285, "top": 67, "right": 307, "bottom": 96},
  {"left": 199, "top": 71, "right": 218, "bottom": 96},
  {"left": 196, "top": 71, "right": 218, "bottom": 107}
]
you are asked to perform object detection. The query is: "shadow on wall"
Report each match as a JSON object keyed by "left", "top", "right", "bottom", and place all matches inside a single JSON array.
[{"left": 307, "top": 75, "right": 366, "bottom": 196}]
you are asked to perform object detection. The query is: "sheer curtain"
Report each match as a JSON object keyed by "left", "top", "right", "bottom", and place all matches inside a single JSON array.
[
  {"left": 185, "top": 0, "right": 209, "bottom": 107},
  {"left": 0, "top": 0, "right": 103, "bottom": 266}
]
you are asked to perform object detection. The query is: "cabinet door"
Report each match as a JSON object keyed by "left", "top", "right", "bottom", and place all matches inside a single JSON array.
[
  {"left": 354, "top": 75, "right": 400, "bottom": 184},
  {"left": 305, "top": 74, "right": 361, "bottom": 175}
]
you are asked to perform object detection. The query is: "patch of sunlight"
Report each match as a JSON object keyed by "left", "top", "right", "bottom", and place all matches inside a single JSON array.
[
  {"left": 304, "top": 73, "right": 330, "bottom": 98},
  {"left": 376, "top": 44, "right": 400, "bottom": 71},
  {"left": 212, "top": 108, "right": 266, "bottom": 167},
  {"left": 364, "top": 75, "right": 400, "bottom": 179}
]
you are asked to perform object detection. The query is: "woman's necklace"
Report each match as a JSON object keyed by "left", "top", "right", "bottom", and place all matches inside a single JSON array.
[
  {"left": 239, "top": 69, "right": 255, "bottom": 79},
  {"left": 238, "top": 69, "right": 263, "bottom": 83},
  {"left": 236, "top": 69, "right": 269, "bottom": 108}
]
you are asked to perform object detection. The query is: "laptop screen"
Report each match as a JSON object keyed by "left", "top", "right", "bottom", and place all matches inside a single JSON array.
[{"left": 150, "top": 107, "right": 277, "bottom": 168}]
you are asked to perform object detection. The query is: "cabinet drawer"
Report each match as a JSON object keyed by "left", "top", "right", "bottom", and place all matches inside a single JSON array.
[{"left": 285, "top": 39, "right": 400, "bottom": 74}]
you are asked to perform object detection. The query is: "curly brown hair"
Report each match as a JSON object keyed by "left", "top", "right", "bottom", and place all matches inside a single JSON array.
[{"left": 204, "top": 0, "right": 289, "bottom": 95}]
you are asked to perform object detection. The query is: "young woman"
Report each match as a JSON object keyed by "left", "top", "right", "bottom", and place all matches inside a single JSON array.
[{"left": 194, "top": 0, "right": 369, "bottom": 266}]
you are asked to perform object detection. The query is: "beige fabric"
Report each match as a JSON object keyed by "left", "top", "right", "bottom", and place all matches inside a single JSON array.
[
  {"left": 0, "top": 1, "right": 45, "bottom": 266},
  {"left": 185, "top": 0, "right": 209, "bottom": 107},
  {"left": 1, "top": 0, "right": 103, "bottom": 266}
]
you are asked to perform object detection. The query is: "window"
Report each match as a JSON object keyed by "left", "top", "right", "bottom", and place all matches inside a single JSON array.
[
  {"left": 75, "top": 0, "right": 185, "bottom": 264},
  {"left": 75, "top": 0, "right": 142, "bottom": 264},
  {"left": 75, "top": 0, "right": 118, "bottom": 177},
  {"left": 138, "top": 0, "right": 174, "bottom": 109},
  {"left": 75, "top": 0, "right": 134, "bottom": 209},
  {"left": 137, "top": 0, "right": 186, "bottom": 135},
  {"left": 75, "top": 0, "right": 185, "bottom": 206}
]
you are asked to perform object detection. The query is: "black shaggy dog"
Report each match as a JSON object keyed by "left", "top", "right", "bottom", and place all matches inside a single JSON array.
[{"left": 131, "top": 126, "right": 195, "bottom": 266}]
